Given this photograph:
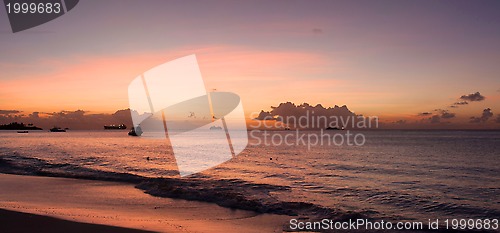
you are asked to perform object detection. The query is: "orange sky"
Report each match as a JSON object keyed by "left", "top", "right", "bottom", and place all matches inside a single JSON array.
[
  {"left": 1, "top": 1, "right": 500, "bottom": 129},
  {"left": 1, "top": 45, "right": 500, "bottom": 129}
]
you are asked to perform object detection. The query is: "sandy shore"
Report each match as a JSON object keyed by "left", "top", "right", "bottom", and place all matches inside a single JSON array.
[
  {"left": 0, "top": 174, "right": 290, "bottom": 233},
  {"left": 0, "top": 208, "right": 156, "bottom": 233}
]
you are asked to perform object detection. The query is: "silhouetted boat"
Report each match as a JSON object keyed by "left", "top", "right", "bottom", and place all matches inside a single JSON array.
[
  {"left": 207, "top": 90, "right": 224, "bottom": 131},
  {"left": 49, "top": 127, "right": 66, "bottom": 132},
  {"left": 128, "top": 126, "right": 143, "bottom": 136},
  {"left": 17, "top": 131, "right": 29, "bottom": 133},
  {"left": 210, "top": 125, "right": 223, "bottom": 130},
  {"left": 325, "top": 126, "right": 344, "bottom": 130},
  {"left": 104, "top": 124, "right": 127, "bottom": 130}
]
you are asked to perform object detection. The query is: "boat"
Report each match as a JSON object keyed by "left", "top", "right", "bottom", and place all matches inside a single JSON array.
[
  {"left": 208, "top": 90, "right": 224, "bottom": 131},
  {"left": 325, "top": 126, "right": 344, "bottom": 130},
  {"left": 210, "top": 125, "right": 223, "bottom": 130},
  {"left": 128, "top": 126, "right": 143, "bottom": 136},
  {"left": 104, "top": 124, "right": 127, "bottom": 130},
  {"left": 17, "top": 131, "right": 29, "bottom": 133},
  {"left": 49, "top": 127, "right": 66, "bottom": 132}
]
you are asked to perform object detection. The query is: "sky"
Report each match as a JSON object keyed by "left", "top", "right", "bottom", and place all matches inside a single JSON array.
[{"left": 1, "top": 0, "right": 500, "bottom": 129}]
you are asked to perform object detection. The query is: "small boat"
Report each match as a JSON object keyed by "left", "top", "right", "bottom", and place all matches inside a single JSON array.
[
  {"left": 104, "top": 124, "right": 127, "bottom": 130},
  {"left": 49, "top": 127, "right": 66, "bottom": 132},
  {"left": 325, "top": 126, "right": 344, "bottom": 130},
  {"left": 17, "top": 131, "right": 29, "bottom": 133},
  {"left": 210, "top": 125, "right": 223, "bottom": 130},
  {"left": 128, "top": 126, "right": 143, "bottom": 136}
]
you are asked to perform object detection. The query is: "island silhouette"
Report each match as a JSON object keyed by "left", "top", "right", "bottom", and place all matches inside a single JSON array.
[{"left": 0, "top": 122, "right": 42, "bottom": 130}]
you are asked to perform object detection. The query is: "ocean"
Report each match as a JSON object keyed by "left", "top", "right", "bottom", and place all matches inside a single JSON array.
[{"left": 0, "top": 130, "right": 499, "bottom": 225}]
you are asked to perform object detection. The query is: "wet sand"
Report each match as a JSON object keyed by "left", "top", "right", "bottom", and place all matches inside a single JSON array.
[
  {"left": 0, "top": 174, "right": 290, "bottom": 233},
  {"left": 0, "top": 208, "right": 156, "bottom": 233}
]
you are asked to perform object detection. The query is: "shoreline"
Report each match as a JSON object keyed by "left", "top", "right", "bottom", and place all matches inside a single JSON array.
[
  {"left": 0, "top": 155, "right": 350, "bottom": 219},
  {"left": 0, "top": 173, "right": 289, "bottom": 233}
]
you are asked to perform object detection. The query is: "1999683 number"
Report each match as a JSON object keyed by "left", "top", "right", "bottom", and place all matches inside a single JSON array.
[
  {"left": 6, "top": 2, "right": 61, "bottom": 14},
  {"left": 445, "top": 219, "right": 498, "bottom": 230}
]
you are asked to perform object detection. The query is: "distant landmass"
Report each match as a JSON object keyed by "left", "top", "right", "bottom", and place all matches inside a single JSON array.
[
  {"left": 0, "top": 122, "right": 43, "bottom": 130},
  {"left": 0, "top": 109, "right": 133, "bottom": 130}
]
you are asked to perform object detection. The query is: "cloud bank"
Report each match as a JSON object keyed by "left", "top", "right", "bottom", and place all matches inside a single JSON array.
[
  {"left": 470, "top": 108, "right": 493, "bottom": 123},
  {"left": 255, "top": 102, "right": 365, "bottom": 129},
  {"left": 460, "top": 92, "right": 485, "bottom": 102},
  {"left": 0, "top": 110, "right": 21, "bottom": 115}
]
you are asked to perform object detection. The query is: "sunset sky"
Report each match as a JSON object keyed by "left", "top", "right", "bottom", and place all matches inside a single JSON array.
[{"left": 1, "top": 0, "right": 500, "bottom": 128}]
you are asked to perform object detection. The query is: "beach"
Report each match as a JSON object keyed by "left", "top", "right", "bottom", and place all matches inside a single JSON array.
[
  {"left": 0, "top": 208, "right": 155, "bottom": 233},
  {"left": 0, "top": 173, "right": 289, "bottom": 233}
]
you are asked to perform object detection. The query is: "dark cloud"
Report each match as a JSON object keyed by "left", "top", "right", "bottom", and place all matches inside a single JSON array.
[
  {"left": 429, "top": 115, "right": 441, "bottom": 124},
  {"left": 425, "top": 110, "right": 455, "bottom": 124},
  {"left": 0, "top": 110, "right": 21, "bottom": 115},
  {"left": 312, "top": 28, "right": 323, "bottom": 34},
  {"left": 441, "top": 111, "right": 456, "bottom": 119},
  {"left": 434, "top": 109, "right": 455, "bottom": 119},
  {"left": 270, "top": 102, "right": 355, "bottom": 118},
  {"left": 496, "top": 115, "right": 500, "bottom": 124},
  {"left": 470, "top": 108, "right": 493, "bottom": 123},
  {"left": 257, "top": 102, "right": 360, "bottom": 129},
  {"left": 418, "top": 112, "right": 432, "bottom": 116},
  {"left": 460, "top": 92, "right": 485, "bottom": 102},
  {"left": 421, "top": 109, "right": 456, "bottom": 121},
  {"left": 29, "top": 112, "right": 39, "bottom": 118},
  {"left": 254, "top": 110, "right": 278, "bottom": 121},
  {"left": 449, "top": 105, "right": 458, "bottom": 108},
  {"left": 393, "top": 120, "right": 407, "bottom": 124},
  {"left": 453, "top": 101, "right": 468, "bottom": 105}
]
